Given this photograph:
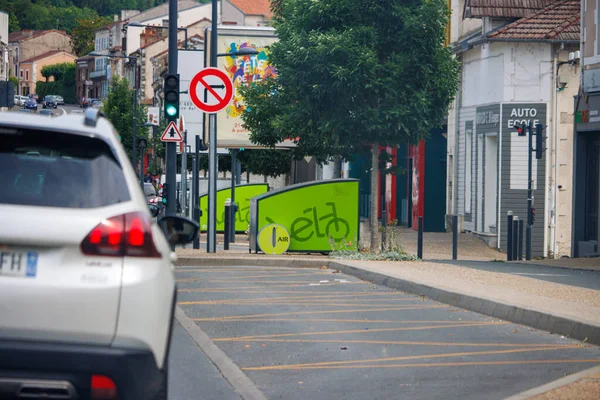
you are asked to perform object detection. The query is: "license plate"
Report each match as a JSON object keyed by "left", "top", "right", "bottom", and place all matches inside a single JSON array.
[{"left": 0, "top": 251, "right": 38, "bottom": 278}]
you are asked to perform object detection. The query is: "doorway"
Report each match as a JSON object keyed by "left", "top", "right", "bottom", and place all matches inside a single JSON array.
[{"left": 484, "top": 135, "right": 498, "bottom": 233}]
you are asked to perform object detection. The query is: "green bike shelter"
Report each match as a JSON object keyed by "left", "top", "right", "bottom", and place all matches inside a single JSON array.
[
  {"left": 249, "top": 179, "right": 360, "bottom": 253},
  {"left": 199, "top": 184, "right": 269, "bottom": 233}
]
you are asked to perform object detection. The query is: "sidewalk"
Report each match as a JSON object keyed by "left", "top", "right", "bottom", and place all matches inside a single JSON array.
[
  {"left": 175, "top": 248, "right": 600, "bottom": 346},
  {"left": 506, "top": 365, "right": 600, "bottom": 399}
]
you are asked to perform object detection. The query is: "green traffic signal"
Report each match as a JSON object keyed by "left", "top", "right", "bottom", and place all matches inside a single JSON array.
[{"left": 166, "top": 104, "right": 177, "bottom": 117}]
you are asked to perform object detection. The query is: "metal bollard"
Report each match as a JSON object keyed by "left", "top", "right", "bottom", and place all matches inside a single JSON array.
[
  {"left": 193, "top": 208, "right": 201, "bottom": 249},
  {"left": 518, "top": 219, "right": 524, "bottom": 261},
  {"left": 230, "top": 202, "right": 237, "bottom": 243},
  {"left": 224, "top": 200, "right": 231, "bottom": 251},
  {"left": 452, "top": 215, "right": 458, "bottom": 260},
  {"left": 507, "top": 211, "right": 514, "bottom": 261},
  {"left": 417, "top": 216, "right": 423, "bottom": 259},
  {"left": 512, "top": 217, "right": 519, "bottom": 261}
]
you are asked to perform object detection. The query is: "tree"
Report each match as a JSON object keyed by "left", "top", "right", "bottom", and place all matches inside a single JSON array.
[
  {"left": 240, "top": 0, "right": 459, "bottom": 252},
  {"left": 37, "top": 62, "right": 77, "bottom": 103},
  {"left": 103, "top": 76, "right": 148, "bottom": 162},
  {"left": 71, "top": 16, "right": 112, "bottom": 56},
  {"left": 237, "top": 149, "right": 292, "bottom": 183}
]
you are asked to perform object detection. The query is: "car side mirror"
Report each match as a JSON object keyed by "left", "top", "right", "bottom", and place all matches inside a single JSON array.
[
  {"left": 158, "top": 216, "right": 199, "bottom": 247},
  {"left": 148, "top": 204, "right": 160, "bottom": 218}
]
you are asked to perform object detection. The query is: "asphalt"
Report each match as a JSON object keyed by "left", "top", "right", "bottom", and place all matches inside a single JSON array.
[
  {"left": 169, "top": 320, "right": 241, "bottom": 400},
  {"left": 432, "top": 260, "right": 600, "bottom": 291},
  {"left": 175, "top": 264, "right": 600, "bottom": 400}
]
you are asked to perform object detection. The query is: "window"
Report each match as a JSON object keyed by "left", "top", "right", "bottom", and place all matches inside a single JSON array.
[
  {"left": 25, "top": 70, "right": 28, "bottom": 81},
  {"left": 15, "top": 48, "right": 18, "bottom": 63},
  {"left": 0, "top": 129, "right": 130, "bottom": 208},
  {"left": 465, "top": 127, "right": 472, "bottom": 214},
  {"left": 19, "top": 69, "right": 23, "bottom": 78}
]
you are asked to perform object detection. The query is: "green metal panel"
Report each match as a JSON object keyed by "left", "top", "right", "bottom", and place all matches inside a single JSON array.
[{"left": 424, "top": 128, "right": 447, "bottom": 232}]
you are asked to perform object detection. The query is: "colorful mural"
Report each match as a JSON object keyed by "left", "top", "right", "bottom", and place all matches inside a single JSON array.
[{"left": 222, "top": 42, "right": 277, "bottom": 119}]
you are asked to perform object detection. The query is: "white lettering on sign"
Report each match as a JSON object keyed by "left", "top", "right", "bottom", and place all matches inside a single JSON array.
[
  {"left": 589, "top": 110, "right": 599, "bottom": 116},
  {"left": 507, "top": 108, "right": 540, "bottom": 129},
  {"left": 510, "top": 108, "right": 538, "bottom": 118},
  {"left": 507, "top": 119, "right": 540, "bottom": 129},
  {"left": 476, "top": 111, "right": 499, "bottom": 126}
]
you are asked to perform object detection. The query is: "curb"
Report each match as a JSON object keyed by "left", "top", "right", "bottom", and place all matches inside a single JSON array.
[
  {"left": 503, "top": 365, "right": 600, "bottom": 399},
  {"left": 176, "top": 256, "right": 600, "bottom": 346}
]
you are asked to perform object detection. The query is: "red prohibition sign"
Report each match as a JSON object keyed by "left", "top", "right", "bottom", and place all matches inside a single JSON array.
[{"left": 189, "top": 67, "right": 234, "bottom": 113}]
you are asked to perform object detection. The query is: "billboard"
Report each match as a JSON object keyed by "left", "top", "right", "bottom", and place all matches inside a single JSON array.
[
  {"left": 177, "top": 49, "right": 205, "bottom": 152},
  {"left": 205, "top": 26, "right": 294, "bottom": 148}
]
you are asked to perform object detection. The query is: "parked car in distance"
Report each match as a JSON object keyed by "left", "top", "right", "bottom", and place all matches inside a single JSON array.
[
  {"left": 43, "top": 95, "right": 58, "bottom": 109},
  {"left": 53, "top": 95, "right": 64, "bottom": 105},
  {"left": 39, "top": 109, "right": 53, "bottom": 117},
  {"left": 14, "top": 96, "right": 27, "bottom": 106},
  {"left": 24, "top": 97, "right": 38, "bottom": 111}
]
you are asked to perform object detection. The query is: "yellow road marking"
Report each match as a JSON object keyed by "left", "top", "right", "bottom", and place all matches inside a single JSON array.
[
  {"left": 241, "top": 359, "right": 600, "bottom": 371},
  {"left": 178, "top": 300, "right": 419, "bottom": 307},
  {"left": 178, "top": 289, "right": 399, "bottom": 295},
  {"left": 219, "top": 337, "right": 579, "bottom": 348},
  {"left": 202, "top": 280, "right": 366, "bottom": 284},
  {"left": 192, "top": 305, "right": 449, "bottom": 321},
  {"left": 214, "top": 321, "right": 507, "bottom": 341},
  {"left": 177, "top": 284, "right": 362, "bottom": 291},
  {"left": 197, "top": 318, "right": 505, "bottom": 325},
  {"left": 240, "top": 346, "right": 579, "bottom": 371},
  {"left": 177, "top": 292, "right": 407, "bottom": 304},
  {"left": 181, "top": 272, "right": 333, "bottom": 280}
]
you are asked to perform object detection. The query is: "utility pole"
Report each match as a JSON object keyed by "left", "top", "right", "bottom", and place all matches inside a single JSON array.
[
  {"left": 526, "top": 122, "right": 533, "bottom": 260},
  {"left": 207, "top": 0, "right": 218, "bottom": 253},
  {"left": 166, "top": 0, "right": 178, "bottom": 215}
]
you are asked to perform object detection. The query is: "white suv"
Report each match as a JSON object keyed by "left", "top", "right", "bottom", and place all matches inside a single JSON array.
[{"left": 0, "top": 108, "right": 198, "bottom": 399}]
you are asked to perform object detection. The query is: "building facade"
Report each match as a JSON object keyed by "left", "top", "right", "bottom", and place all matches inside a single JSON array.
[
  {"left": 75, "top": 56, "right": 95, "bottom": 101},
  {"left": 448, "top": 0, "right": 580, "bottom": 257},
  {"left": 572, "top": 0, "right": 600, "bottom": 257},
  {"left": 8, "top": 30, "right": 72, "bottom": 94},
  {"left": 19, "top": 50, "right": 77, "bottom": 95},
  {"left": 221, "top": 0, "right": 271, "bottom": 26}
]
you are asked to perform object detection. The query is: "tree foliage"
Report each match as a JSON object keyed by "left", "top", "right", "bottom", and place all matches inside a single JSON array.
[
  {"left": 103, "top": 76, "right": 148, "bottom": 162},
  {"left": 240, "top": 0, "right": 459, "bottom": 161},
  {"left": 237, "top": 149, "right": 292, "bottom": 179},
  {"left": 71, "top": 16, "right": 113, "bottom": 56},
  {"left": 37, "top": 62, "right": 77, "bottom": 103}
]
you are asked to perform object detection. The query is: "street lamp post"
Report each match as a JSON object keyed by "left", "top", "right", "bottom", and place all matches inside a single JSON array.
[
  {"left": 205, "top": 45, "right": 260, "bottom": 253},
  {"left": 89, "top": 51, "right": 139, "bottom": 181},
  {"left": 127, "top": 21, "right": 188, "bottom": 49}
]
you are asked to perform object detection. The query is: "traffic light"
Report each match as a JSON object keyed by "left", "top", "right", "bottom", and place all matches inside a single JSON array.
[
  {"left": 161, "top": 183, "right": 168, "bottom": 206},
  {"left": 515, "top": 122, "right": 527, "bottom": 136},
  {"left": 163, "top": 74, "right": 180, "bottom": 120},
  {"left": 535, "top": 124, "right": 546, "bottom": 159},
  {"left": 530, "top": 208, "right": 536, "bottom": 225}
]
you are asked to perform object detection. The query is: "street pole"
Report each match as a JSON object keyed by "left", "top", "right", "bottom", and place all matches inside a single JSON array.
[
  {"left": 230, "top": 149, "right": 237, "bottom": 243},
  {"left": 181, "top": 130, "right": 188, "bottom": 218},
  {"left": 132, "top": 58, "right": 138, "bottom": 173},
  {"left": 207, "top": 0, "right": 218, "bottom": 253},
  {"left": 526, "top": 123, "right": 533, "bottom": 260},
  {"left": 166, "top": 0, "right": 178, "bottom": 216},
  {"left": 192, "top": 135, "right": 201, "bottom": 249}
]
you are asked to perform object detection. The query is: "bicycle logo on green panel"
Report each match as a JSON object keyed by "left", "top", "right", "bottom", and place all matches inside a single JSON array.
[{"left": 268, "top": 202, "right": 350, "bottom": 243}]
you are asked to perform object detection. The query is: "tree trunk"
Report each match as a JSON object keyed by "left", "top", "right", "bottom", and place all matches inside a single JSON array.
[
  {"left": 333, "top": 155, "right": 341, "bottom": 179},
  {"left": 264, "top": 174, "right": 268, "bottom": 184},
  {"left": 370, "top": 143, "right": 381, "bottom": 253},
  {"left": 246, "top": 170, "right": 250, "bottom": 183}
]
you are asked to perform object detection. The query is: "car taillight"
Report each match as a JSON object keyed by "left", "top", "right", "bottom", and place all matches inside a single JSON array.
[
  {"left": 81, "top": 212, "right": 161, "bottom": 258},
  {"left": 91, "top": 374, "right": 117, "bottom": 400}
]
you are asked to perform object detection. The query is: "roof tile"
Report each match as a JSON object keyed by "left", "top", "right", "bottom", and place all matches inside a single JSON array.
[
  {"left": 487, "top": 0, "right": 579, "bottom": 41},
  {"left": 20, "top": 50, "right": 76, "bottom": 63},
  {"left": 465, "top": 0, "right": 555, "bottom": 18},
  {"left": 228, "top": 0, "right": 272, "bottom": 17}
]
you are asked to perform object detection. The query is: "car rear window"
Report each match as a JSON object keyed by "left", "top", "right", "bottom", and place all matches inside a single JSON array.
[{"left": 0, "top": 127, "right": 130, "bottom": 208}]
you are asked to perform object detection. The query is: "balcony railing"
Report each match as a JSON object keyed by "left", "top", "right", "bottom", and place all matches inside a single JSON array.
[{"left": 90, "top": 68, "right": 107, "bottom": 79}]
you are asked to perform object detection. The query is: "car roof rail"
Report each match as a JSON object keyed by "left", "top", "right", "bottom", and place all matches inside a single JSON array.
[{"left": 84, "top": 107, "right": 105, "bottom": 127}]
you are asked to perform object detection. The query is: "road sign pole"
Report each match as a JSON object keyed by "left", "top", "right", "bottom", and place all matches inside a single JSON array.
[
  {"left": 166, "top": 0, "right": 178, "bottom": 216},
  {"left": 526, "top": 123, "right": 533, "bottom": 260},
  {"left": 192, "top": 135, "right": 201, "bottom": 249},
  {"left": 208, "top": 113, "right": 217, "bottom": 253},
  {"left": 230, "top": 149, "right": 237, "bottom": 243}
]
